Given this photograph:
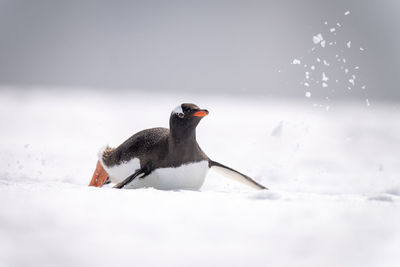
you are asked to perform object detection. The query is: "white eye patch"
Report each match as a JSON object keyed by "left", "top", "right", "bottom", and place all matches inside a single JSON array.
[{"left": 172, "top": 105, "right": 184, "bottom": 116}]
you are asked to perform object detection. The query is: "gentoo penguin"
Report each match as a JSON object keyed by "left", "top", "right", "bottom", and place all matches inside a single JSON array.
[{"left": 89, "top": 103, "right": 267, "bottom": 190}]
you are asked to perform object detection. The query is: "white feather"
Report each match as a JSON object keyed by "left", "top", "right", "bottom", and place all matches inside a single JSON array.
[
  {"left": 98, "top": 147, "right": 141, "bottom": 184},
  {"left": 172, "top": 105, "right": 183, "bottom": 114},
  {"left": 124, "top": 161, "right": 209, "bottom": 190}
]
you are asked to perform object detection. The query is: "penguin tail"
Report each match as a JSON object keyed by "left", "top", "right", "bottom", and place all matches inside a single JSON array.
[
  {"left": 89, "top": 160, "right": 109, "bottom": 187},
  {"left": 208, "top": 160, "right": 268, "bottom": 190}
]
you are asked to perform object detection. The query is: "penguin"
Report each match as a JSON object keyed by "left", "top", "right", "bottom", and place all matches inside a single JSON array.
[{"left": 89, "top": 103, "right": 267, "bottom": 190}]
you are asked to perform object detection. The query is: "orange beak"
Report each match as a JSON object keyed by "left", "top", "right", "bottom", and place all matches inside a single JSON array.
[
  {"left": 193, "top": 109, "right": 209, "bottom": 117},
  {"left": 89, "top": 161, "right": 109, "bottom": 187}
]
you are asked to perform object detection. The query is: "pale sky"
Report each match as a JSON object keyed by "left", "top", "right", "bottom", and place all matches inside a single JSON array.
[{"left": 0, "top": 0, "right": 399, "bottom": 100}]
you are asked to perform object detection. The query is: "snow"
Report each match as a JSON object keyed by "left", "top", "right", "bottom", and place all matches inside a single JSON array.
[
  {"left": 322, "top": 72, "right": 329, "bottom": 82},
  {"left": 1, "top": 88, "right": 400, "bottom": 267},
  {"left": 292, "top": 12, "right": 368, "bottom": 101},
  {"left": 313, "top": 33, "right": 323, "bottom": 45},
  {"left": 292, "top": 59, "right": 301, "bottom": 65}
]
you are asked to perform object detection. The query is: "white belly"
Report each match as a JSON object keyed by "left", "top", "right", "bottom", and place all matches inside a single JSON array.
[
  {"left": 101, "top": 157, "right": 209, "bottom": 190},
  {"left": 101, "top": 157, "right": 141, "bottom": 184},
  {"left": 125, "top": 161, "right": 209, "bottom": 190}
]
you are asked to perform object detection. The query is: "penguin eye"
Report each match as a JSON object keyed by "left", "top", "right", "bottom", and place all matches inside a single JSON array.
[{"left": 177, "top": 112, "right": 184, "bottom": 118}]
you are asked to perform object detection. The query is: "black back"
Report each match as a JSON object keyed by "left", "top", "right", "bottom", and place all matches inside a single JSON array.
[{"left": 102, "top": 103, "right": 209, "bottom": 170}]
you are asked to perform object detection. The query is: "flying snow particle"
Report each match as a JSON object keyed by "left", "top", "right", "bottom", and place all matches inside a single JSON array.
[
  {"left": 366, "top": 99, "right": 370, "bottom": 106},
  {"left": 330, "top": 28, "right": 336, "bottom": 32},
  {"left": 354, "top": 66, "right": 360, "bottom": 69},
  {"left": 320, "top": 40, "right": 326, "bottom": 48},
  {"left": 304, "top": 82, "right": 310, "bottom": 87},
  {"left": 316, "top": 58, "right": 321, "bottom": 62},
  {"left": 311, "top": 65, "right": 315, "bottom": 70},
  {"left": 336, "top": 23, "right": 342, "bottom": 27},
  {"left": 347, "top": 41, "right": 351, "bottom": 48},
  {"left": 322, "top": 72, "right": 329, "bottom": 82},
  {"left": 360, "top": 47, "right": 365, "bottom": 51},
  {"left": 305, "top": 91, "right": 311, "bottom": 98},
  {"left": 313, "top": 33, "right": 323, "bottom": 44},
  {"left": 342, "top": 58, "right": 346, "bottom": 63},
  {"left": 322, "top": 82, "right": 328, "bottom": 88},
  {"left": 292, "top": 59, "right": 301, "bottom": 65},
  {"left": 323, "top": 60, "right": 330, "bottom": 66},
  {"left": 305, "top": 71, "right": 310, "bottom": 79},
  {"left": 345, "top": 68, "right": 349, "bottom": 73},
  {"left": 349, "top": 79, "right": 355, "bottom": 86},
  {"left": 362, "top": 85, "right": 366, "bottom": 89},
  {"left": 344, "top": 11, "right": 350, "bottom": 15},
  {"left": 324, "top": 21, "right": 328, "bottom": 25}
]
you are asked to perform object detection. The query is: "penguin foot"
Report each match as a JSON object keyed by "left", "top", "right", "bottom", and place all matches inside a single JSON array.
[{"left": 89, "top": 161, "right": 109, "bottom": 187}]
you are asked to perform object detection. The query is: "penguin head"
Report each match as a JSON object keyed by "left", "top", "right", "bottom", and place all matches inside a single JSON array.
[{"left": 170, "top": 103, "right": 209, "bottom": 132}]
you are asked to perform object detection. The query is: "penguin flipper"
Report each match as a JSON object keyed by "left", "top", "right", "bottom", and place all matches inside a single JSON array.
[
  {"left": 208, "top": 160, "right": 267, "bottom": 190},
  {"left": 113, "top": 164, "right": 152, "bottom": 189}
]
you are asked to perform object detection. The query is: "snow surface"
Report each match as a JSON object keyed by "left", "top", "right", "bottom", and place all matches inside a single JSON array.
[{"left": 1, "top": 88, "right": 400, "bottom": 267}]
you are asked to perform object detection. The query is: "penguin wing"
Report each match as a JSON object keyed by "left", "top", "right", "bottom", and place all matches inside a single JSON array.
[
  {"left": 208, "top": 160, "right": 267, "bottom": 190},
  {"left": 113, "top": 164, "right": 152, "bottom": 189}
]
